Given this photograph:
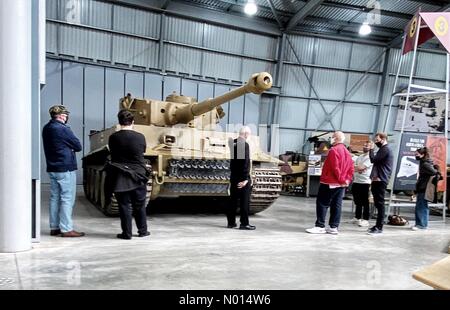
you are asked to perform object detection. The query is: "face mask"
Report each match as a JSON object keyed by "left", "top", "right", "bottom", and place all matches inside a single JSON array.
[
  {"left": 415, "top": 155, "right": 422, "bottom": 161},
  {"left": 375, "top": 141, "right": 383, "bottom": 148},
  {"left": 363, "top": 147, "right": 370, "bottom": 153}
]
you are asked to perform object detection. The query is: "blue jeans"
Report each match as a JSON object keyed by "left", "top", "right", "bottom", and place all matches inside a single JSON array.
[
  {"left": 415, "top": 192, "right": 429, "bottom": 229},
  {"left": 48, "top": 171, "right": 77, "bottom": 233},
  {"left": 315, "top": 184, "right": 345, "bottom": 228}
]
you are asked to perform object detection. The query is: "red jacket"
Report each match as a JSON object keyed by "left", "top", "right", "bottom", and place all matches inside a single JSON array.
[{"left": 320, "top": 143, "right": 354, "bottom": 186}]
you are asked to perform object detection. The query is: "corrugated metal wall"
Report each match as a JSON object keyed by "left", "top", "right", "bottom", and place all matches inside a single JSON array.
[
  {"left": 278, "top": 36, "right": 385, "bottom": 154},
  {"left": 43, "top": 0, "right": 450, "bottom": 163}
]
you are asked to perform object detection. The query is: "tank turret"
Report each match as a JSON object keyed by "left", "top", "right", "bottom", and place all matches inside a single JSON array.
[{"left": 118, "top": 72, "right": 273, "bottom": 128}]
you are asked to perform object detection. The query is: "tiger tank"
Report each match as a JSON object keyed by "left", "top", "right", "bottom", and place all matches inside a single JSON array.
[{"left": 82, "top": 72, "right": 282, "bottom": 216}]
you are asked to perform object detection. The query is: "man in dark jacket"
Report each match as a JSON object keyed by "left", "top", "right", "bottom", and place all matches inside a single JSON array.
[
  {"left": 227, "top": 126, "right": 255, "bottom": 230},
  {"left": 42, "top": 105, "right": 85, "bottom": 237},
  {"left": 108, "top": 110, "right": 150, "bottom": 240},
  {"left": 367, "top": 132, "right": 393, "bottom": 235}
]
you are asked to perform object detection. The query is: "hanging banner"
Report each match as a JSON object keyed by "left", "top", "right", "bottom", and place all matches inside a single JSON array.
[
  {"left": 394, "top": 133, "right": 447, "bottom": 192},
  {"left": 402, "top": 11, "right": 435, "bottom": 55},
  {"left": 420, "top": 12, "right": 450, "bottom": 54}
]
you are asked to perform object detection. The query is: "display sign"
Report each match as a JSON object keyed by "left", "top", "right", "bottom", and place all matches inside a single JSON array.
[
  {"left": 349, "top": 134, "right": 370, "bottom": 152},
  {"left": 395, "top": 93, "right": 448, "bottom": 133},
  {"left": 307, "top": 155, "right": 322, "bottom": 176},
  {"left": 394, "top": 133, "right": 447, "bottom": 191}
]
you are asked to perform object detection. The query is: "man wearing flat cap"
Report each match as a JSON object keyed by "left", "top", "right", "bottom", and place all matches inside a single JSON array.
[{"left": 42, "top": 105, "right": 85, "bottom": 238}]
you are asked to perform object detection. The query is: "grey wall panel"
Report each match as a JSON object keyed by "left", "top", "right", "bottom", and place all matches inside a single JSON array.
[
  {"left": 84, "top": 65, "right": 105, "bottom": 156},
  {"left": 307, "top": 100, "right": 342, "bottom": 131},
  {"left": 416, "top": 52, "right": 446, "bottom": 81},
  {"left": 346, "top": 73, "right": 380, "bottom": 103},
  {"left": 203, "top": 24, "right": 244, "bottom": 55},
  {"left": 125, "top": 72, "right": 144, "bottom": 98},
  {"left": 215, "top": 84, "right": 230, "bottom": 130},
  {"left": 413, "top": 79, "right": 445, "bottom": 90},
  {"left": 87, "top": 31, "right": 111, "bottom": 62},
  {"left": 62, "top": 63, "right": 84, "bottom": 184},
  {"left": 181, "top": 79, "right": 198, "bottom": 98},
  {"left": 198, "top": 82, "right": 214, "bottom": 102},
  {"left": 40, "top": 60, "right": 63, "bottom": 184},
  {"left": 113, "top": 36, "right": 158, "bottom": 68},
  {"left": 60, "top": 25, "right": 89, "bottom": 58},
  {"left": 163, "top": 76, "right": 181, "bottom": 99},
  {"left": 279, "top": 129, "right": 304, "bottom": 154},
  {"left": 244, "top": 94, "right": 260, "bottom": 130},
  {"left": 203, "top": 53, "right": 241, "bottom": 81},
  {"left": 350, "top": 44, "right": 384, "bottom": 71},
  {"left": 144, "top": 73, "right": 163, "bottom": 100},
  {"left": 281, "top": 65, "right": 312, "bottom": 97},
  {"left": 113, "top": 5, "right": 160, "bottom": 37},
  {"left": 388, "top": 48, "right": 415, "bottom": 76},
  {"left": 284, "top": 35, "right": 315, "bottom": 63},
  {"left": 46, "top": 23, "right": 58, "bottom": 54},
  {"left": 165, "top": 17, "right": 203, "bottom": 46},
  {"left": 241, "top": 59, "right": 275, "bottom": 82},
  {"left": 228, "top": 91, "right": 245, "bottom": 128},
  {"left": 315, "top": 38, "right": 352, "bottom": 68},
  {"left": 46, "top": 0, "right": 58, "bottom": 19},
  {"left": 243, "top": 33, "right": 277, "bottom": 59},
  {"left": 341, "top": 104, "right": 376, "bottom": 133},
  {"left": 278, "top": 98, "right": 308, "bottom": 129},
  {"left": 165, "top": 45, "right": 202, "bottom": 75},
  {"left": 312, "top": 69, "right": 348, "bottom": 100},
  {"left": 105, "top": 68, "right": 125, "bottom": 128},
  {"left": 59, "top": 0, "right": 112, "bottom": 28}
]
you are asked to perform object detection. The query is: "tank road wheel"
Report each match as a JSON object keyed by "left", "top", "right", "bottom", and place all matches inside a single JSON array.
[
  {"left": 99, "top": 171, "right": 119, "bottom": 216},
  {"left": 94, "top": 170, "right": 102, "bottom": 204},
  {"left": 249, "top": 167, "right": 282, "bottom": 214}
]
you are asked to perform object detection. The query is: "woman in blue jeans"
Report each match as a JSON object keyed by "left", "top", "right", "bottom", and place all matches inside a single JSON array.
[{"left": 412, "top": 147, "right": 439, "bottom": 231}]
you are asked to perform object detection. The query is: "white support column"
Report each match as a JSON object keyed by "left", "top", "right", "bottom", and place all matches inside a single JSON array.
[{"left": 0, "top": 0, "right": 32, "bottom": 252}]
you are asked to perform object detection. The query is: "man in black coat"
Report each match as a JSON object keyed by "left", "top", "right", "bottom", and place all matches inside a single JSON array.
[
  {"left": 227, "top": 126, "right": 255, "bottom": 230},
  {"left": 108, "top": 110, "right": 150, "bottom": 240}
]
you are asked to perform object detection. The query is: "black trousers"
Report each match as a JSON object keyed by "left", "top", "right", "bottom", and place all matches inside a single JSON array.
[
  {"left": 115, "top": 185, "right": 148, "bottom": 238},
  {"left": 315, "top": 184, "right": 345, "bottom": 229},
  {"left": 371, "top": 181, "right": 387, "bottom": 229},
  {"left": 352, "top": 183, "right": 370, "bottom": 220},
  {"left": 227, "top": 182, "right": 251, "bottom": 226}
]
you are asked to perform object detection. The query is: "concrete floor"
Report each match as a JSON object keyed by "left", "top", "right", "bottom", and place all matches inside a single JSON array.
[{"left": 0, "top": 186, "right": 449, "bottom": 290}]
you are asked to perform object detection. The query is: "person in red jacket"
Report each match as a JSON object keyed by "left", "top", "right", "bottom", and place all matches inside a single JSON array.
[{"left": 306, "top": 131, "right": 354, "bottom": 235}]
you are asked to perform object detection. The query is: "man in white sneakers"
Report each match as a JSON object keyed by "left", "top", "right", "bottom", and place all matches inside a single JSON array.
[{"left": 306, "top": 131, "right": 354, "bottom": 235}]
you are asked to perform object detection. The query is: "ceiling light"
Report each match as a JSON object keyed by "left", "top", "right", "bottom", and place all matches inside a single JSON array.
[
  {"left": 359, "top": 22, "right": 372, "bottom": 36},
  {"left": 244, "top": 0, "right": 258, "bottom": 16}
]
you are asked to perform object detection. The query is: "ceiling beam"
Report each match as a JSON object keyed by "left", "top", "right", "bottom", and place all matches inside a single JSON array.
[
  {"left": 305, "top": 16, "right": 403, "bottom": 34},
  {"left": 160, "top": 0, "right": 171, "bottom": 9},
  {"left": 265, "top": 0, "right": 284, "bottom": 29},
  {"left": 322, "top": 1, "right": 412, "bottom": 20},
  {"left": 408, "top": 0, "right": 450, "bottom": 7},
  {"left": 286, "top": 0, "right": 325, "bottom": 31}
]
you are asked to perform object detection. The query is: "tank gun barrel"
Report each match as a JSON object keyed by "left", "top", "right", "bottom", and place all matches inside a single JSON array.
[{"left": 175, "top": 72, "right": 273, "bottom": 124}]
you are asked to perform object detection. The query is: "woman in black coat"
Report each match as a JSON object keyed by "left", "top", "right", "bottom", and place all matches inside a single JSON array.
[{"left": 412, "top": 147, "right": 438, "bottom": 230}]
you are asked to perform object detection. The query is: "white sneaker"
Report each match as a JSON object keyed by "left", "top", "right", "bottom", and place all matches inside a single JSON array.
[
  {"left": 411, "top": 226, "right": 419, "bottom": 231},
  {"left": 306, "top": 227, "right": 326, "bottom": 234},
  {"left": 326, "top": 227, "right": 339, "bottom": 235},
  {"left": 359, "top": 220, "right": 370, "bottom": 227},
  {"left": 351, "top": 217, "right": 359, "bottom": 224}
]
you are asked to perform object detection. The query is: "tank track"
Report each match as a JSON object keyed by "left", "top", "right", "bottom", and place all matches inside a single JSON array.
[
  {"left": 84, "top": 165, "right": 152, "bottom": 216},
  {"left": 249, "top": 167, "right": 282, "bottom": 214},
  {"left": 167, "top": 159, "right": 282, "bottom": 213},
  {"left": 84, "top": 161, "right": 281, "bottom": 215}
]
